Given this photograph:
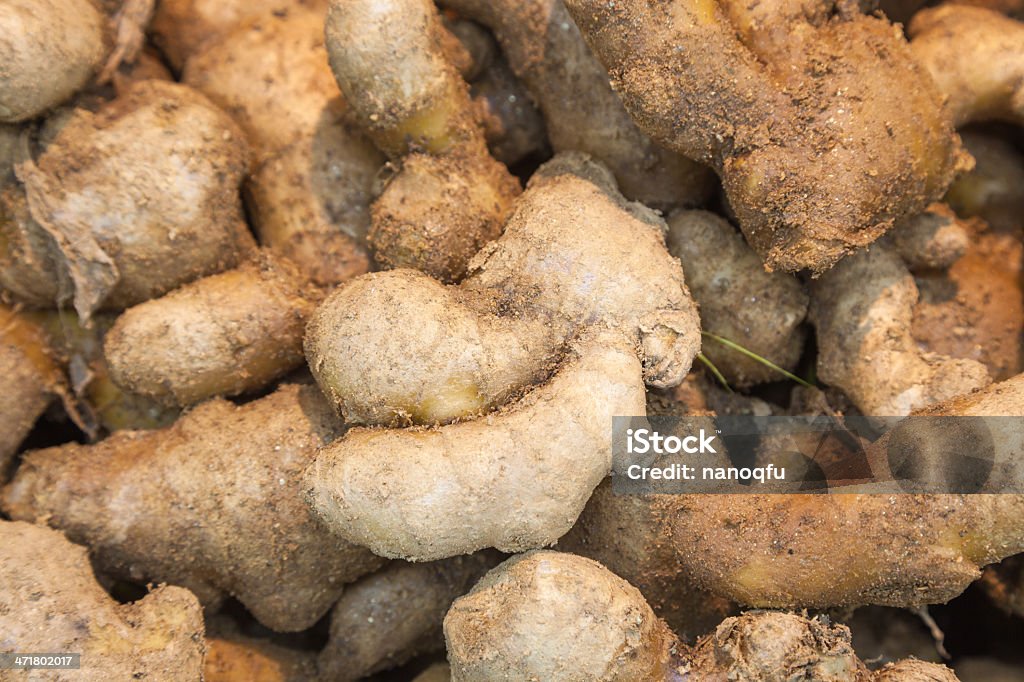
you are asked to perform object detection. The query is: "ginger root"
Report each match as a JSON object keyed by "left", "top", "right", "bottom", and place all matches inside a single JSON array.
[
  {"left": 0, "top": 0, "right": 109, "bottom": 122},
  {"left": 0, "top": 520, "right": 205, "bottom": 681},
  {"left": 564, "top": 0, "right": 967, "bottom": 273},
  {"left": 810, "top": 245, "right": 991, "bottom": 416},
  {"left": 439, "top": 0, "right": 715, "bottom": 210},
  {"left": 2, "top": 383, "right": 385, "bottom": 632},
  {"left": 150, "top": 0, "right": 328, "bottom": 70},
  {"left": 325, "top": 0, "right": 520, "bottom": 281},
  {"left": 305, "top": 154, "right": 700, "bottom": 427},
  {"left": 182, "top": 6, "right": 381, "bottom": 285},
  {"left": 319, "top": 552, "right": 500, "bottom": 680},
  {"left": 910, "top": 5, "right": 1024, "bottom": 127},
  {"left": 444, "top": 551, "right": 676, "bottom": 681},
  {"left": 666, "top": 210, "right": 808, "bottom": 388},
  {"left": 444, "top": 550, "right": 960, "bottom": 681},
  {"left": 306, "top": 330, "right": 645, "bottom": 561},
  {"left": 104, "top": 251, "right": 318, "bottom": 406},
  {"left": 885, "top": 203, "right": 972, "bottom": 271},
  {"left": 13, "top": 80, "right": 254, "bottom": 319}
]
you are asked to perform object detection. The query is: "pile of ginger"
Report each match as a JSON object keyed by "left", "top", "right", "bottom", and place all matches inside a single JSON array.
[{"left": 2, "top": 0, "right": 1024, "bottom": 680}]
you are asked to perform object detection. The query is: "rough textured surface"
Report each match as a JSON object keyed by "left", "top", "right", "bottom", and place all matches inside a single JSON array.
[
  {"left": 185, "top": 8, "right": 384, "bottom": 286},
  {"left": 0, "top": 521, "right": 205, "bottom": 681},
  {"left": 368, "top": 151, "right": 519, "bottom": 282},
  {"left": 445, "top": 549, "right": 964, "bottom": 680},
  {"left": 912, "top": 232, "right": 1023, "bottom": 382},
  {"left": 688, "top": 611, "right": 958, "bottom": 680},
  {"left": 885, "top": 203, "right": 971, "bottom": 271},
  {"left": 557, "top": 479, "right": 736, "bottom": 642},
  {"left": 810, "top": 245, "right": 991, "bottom": 416},
  {"left": 14, "top": 80, "right": 254, "bottom": 318},
  {"left": 306, "top": 331, "right": 646, "bottom": 560},
  {"left": 667, "top": 490, "right": 1024, "bottom": 608},
  {"left": 320, "top": 553, "right": 500, "bottom": 680},
  {"left": 305, "top": 154, "right": 701, "bottom": 426},
  {"left": 104, "top": 251, "right": 317, "bottom": 406},
  {"left": 325, "top": 0, "right": 520, "bottom": 281},
  {"left": 183, "top": 6, "right": 347, "bottom": 155},
  {"left": 564, "top": 0, "right": 966, "bottom": 273},
  {"left": 581, "top": 370, "right": 1024, "bottom": 609},
  {"left": 910, "top": 5, "right": 1024, "bottom": 127},
  {"left": 183, "top": 6, "right": 380, "bottom": 285},
  {"left": 444, "top": 551, "right": 676, "bottom": 682},
  {"left": 246, "top": 124, "right": 376, "bottom": 285},
  {"left": 326, "top": 0, "right": 482, "bottom": 158},
  {"left": 0, "top": 0, "right": 109, "bottom": 122},
  {"left": 0, "top": 305, "right": 62, "bottom": 479},
  {"left": 2, "top": 384, "right": 385, "bottom": 632},
  {"left": 981, "top": 554, "right": 1024, "bottom": 618},
  {"left": 686, "top": 611, "right": 870, "bottom": 681},
  {"left": 666, "top": 210, "right": 808, "bottom": 387},
  {"left": 0, "top": 182, "right": 61, "bottom": 307},
  {"left": 944, "top": 131, "right": 1024, "bottom": 234},
  {"left": 150, "top": 0, "right": 329, "bottom": 70},
  {"left": 440, "top": 0, "right": 714, "bottom": 210}
]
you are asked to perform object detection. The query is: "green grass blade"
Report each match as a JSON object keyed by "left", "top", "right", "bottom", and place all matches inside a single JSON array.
[
  {"left": 696, "top": 352, "right": 732, "bottom": 393},
  {"left": 701, "top": 331, "right": 814, "bottom": 389}
]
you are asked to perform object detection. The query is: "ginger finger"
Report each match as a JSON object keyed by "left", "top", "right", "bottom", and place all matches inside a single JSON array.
[
  {"left": 910, "top": 5, "right": 1024, "bottom": 127},
  {"left": 0, "top": 520, "right": 205, "bottom": 681},
  {"left": 563, "top": 0, "right": 967, "bottom": 273},
  {"left": 325, "top": 0, "right": 520, "bottom": 281},
  {"left": 2, "top": 383, "right": 385, "bottom": 632},
  {"left": 439, "top": 0, "right": 715, "bottom": 210}
]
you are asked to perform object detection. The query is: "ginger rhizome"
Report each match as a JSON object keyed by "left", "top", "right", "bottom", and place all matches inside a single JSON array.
[
  {"left": 12, "top": 80, "right": 253, "bottom": 319},
  {"left": 319, "top": 552, "right": 500, "bottom": 680},
  {"left": 1, "top": 520, "right": 205, "bottom": 681},
  {"left": 0, "top": 0, "right": 109, "bottom": 123},
  {"left": 439, "top": 0, "right": 715, "bottom": 210},
  {"left": 183, "top": 6, "right": 380, "bottom": 286},
  {"left": 104, "top": 251, "right": 318, "bottom": 406},
  {"left": 302, "top": 155, "right": 699, "bottom": 560},
  {"left": 307, "top": 330, "right": 646, "bottom": 560},
  {"left": 563, "top": 0, "right": 968, "bottom": 273},
  {"left": 910, "top": 5, "right": 1024, "bottom": 127},
  {"left": 325, "top": 0, "right": 520, "bottom": 281},
  {"left": 2, "top": 384, "right": 384, "bottom": 632},
  {"left": 444, "top": 550, "right": 960, "bottom": 681},
  {"left": 305, "top": 154, "right": 700, "bottom": 426},
  {"left": 810, "top": 245, "right": 991, "bottom": 416},
  {"left": 666, "top": 210, "right": 808, "bottom": 388}
]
